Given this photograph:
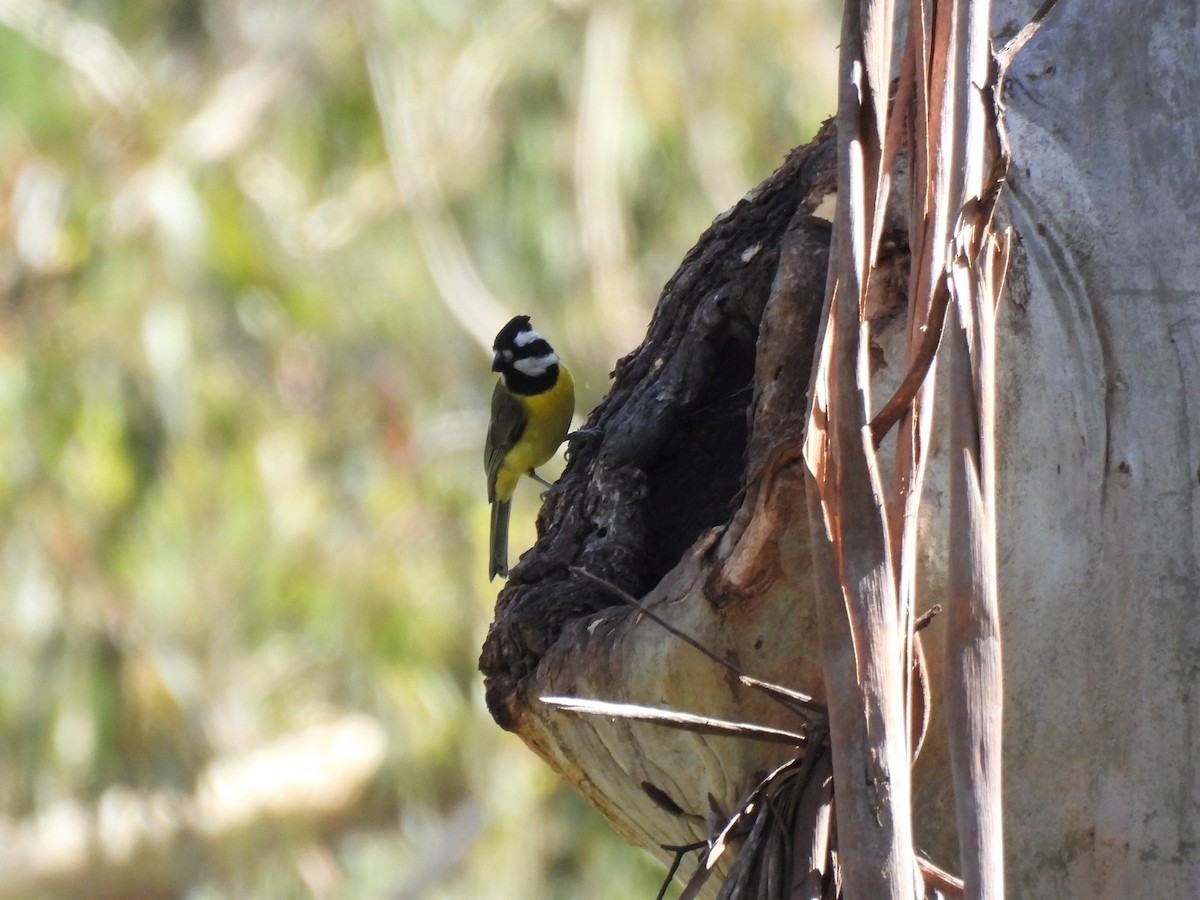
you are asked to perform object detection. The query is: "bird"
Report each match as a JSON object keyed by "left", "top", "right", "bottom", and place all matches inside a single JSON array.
[{"left": 485, "top": 315, "right": 575, "bottom": 580}]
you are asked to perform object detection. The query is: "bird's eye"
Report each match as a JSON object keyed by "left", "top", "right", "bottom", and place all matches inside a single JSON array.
[{"left": 502, "top": 350, "right": 514, "bottom": 360}]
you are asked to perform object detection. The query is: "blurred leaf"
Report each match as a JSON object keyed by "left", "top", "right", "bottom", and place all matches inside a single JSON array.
[{"left": 0, "top": 0, "right": 836, "bottom": 896}]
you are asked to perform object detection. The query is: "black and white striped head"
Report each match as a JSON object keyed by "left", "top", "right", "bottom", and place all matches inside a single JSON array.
[{"left": 492, "top": 315, "right": 561, "bottom": 394}]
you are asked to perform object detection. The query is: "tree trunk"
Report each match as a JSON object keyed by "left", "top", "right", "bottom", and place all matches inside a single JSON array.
[
  {"left": 991, "top": 0, "right": 1200, "bottom": 894},
  {"left": 480, "top": 0, "right": 1200, "bottom": 896}
]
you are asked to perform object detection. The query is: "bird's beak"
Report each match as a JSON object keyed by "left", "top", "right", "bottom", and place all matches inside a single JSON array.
[{"left": 491, "top": 353, "right": 502, "bottom": 373}]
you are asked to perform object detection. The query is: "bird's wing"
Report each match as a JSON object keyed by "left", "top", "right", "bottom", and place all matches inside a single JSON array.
[{"left": 485, "top": 382, "right": 527, "bottom": 501}]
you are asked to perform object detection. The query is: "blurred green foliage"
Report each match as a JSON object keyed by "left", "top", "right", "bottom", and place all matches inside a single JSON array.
[{"left": 0, "top": 0, "right": 836, "bottom": 896}]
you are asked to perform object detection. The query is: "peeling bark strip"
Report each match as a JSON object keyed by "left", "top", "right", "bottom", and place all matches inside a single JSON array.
[
  {"left": 804, "top": 0, "right": 1007, "bottom": 898},
  {"left": 916, "top": 0, "right": 1007, "bottom": 896},
  {"left": 802, "top": 0, "right": 922, "bottom": 895},
  {"left": 942, "top": 93, "right": 1005, "bottom": 900}
]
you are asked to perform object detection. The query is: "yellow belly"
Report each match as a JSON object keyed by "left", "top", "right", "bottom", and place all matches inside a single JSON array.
[{"left": 493, "top": 366, "right": 575, "bottom": 502}]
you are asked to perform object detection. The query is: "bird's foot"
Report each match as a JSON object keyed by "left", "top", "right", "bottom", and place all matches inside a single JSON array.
[
  {"left": 530, "top": 470, "right": 568, "bottom": 501},
  {"left": 529, "top": 469, "right": 557, "bottom": 491}
]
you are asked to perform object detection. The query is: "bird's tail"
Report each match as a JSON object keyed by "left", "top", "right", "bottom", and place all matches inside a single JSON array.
[{"left": 489, "top": 499, "right": 511, "bottom": 581}]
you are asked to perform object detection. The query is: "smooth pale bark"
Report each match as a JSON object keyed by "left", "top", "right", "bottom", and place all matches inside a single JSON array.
[{"left": 992, "top": 0, "right": 1200, "bottom": 893}]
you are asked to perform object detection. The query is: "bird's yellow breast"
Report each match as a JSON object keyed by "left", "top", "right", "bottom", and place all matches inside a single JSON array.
[{"left": 493, "top": 366, "right": 575, "bottom": 502}]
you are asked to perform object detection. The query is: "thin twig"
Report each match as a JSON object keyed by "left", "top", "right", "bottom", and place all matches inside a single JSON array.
[
  {"left": 678, "top": 757, "right": 805, "bottom": 900},
  {"left": 917, "top": 855, "right": 966, "bottom": 897},
  {"left": 541, "top": 696, "right": 808, "bottom": 747},
  {"left": 867, "top": 276, "right": 952, "bottom": 446},
  {"left": 996, "top": 0, "right": 1060, "bottom": 69},
  {"left": 913, "top": 603, "right": 942, "bottom": 633},
  {"left": 570, "top": 567, "right": 827, "bottom": 720},
  {"left": 657, "top": 841, "right": 708, "bottom": 900}
]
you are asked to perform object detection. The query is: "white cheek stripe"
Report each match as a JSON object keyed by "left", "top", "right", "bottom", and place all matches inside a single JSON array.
[
  {"left": 514, "top": 351, "right": 557, "bottom": 376},
  {"left": 513, "top": 328, "right": 542, "bottom": 348}
]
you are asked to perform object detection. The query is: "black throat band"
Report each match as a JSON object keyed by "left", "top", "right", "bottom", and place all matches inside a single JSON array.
[{"left": 504, "top": 364, "right": 559, "bottom": 396}]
